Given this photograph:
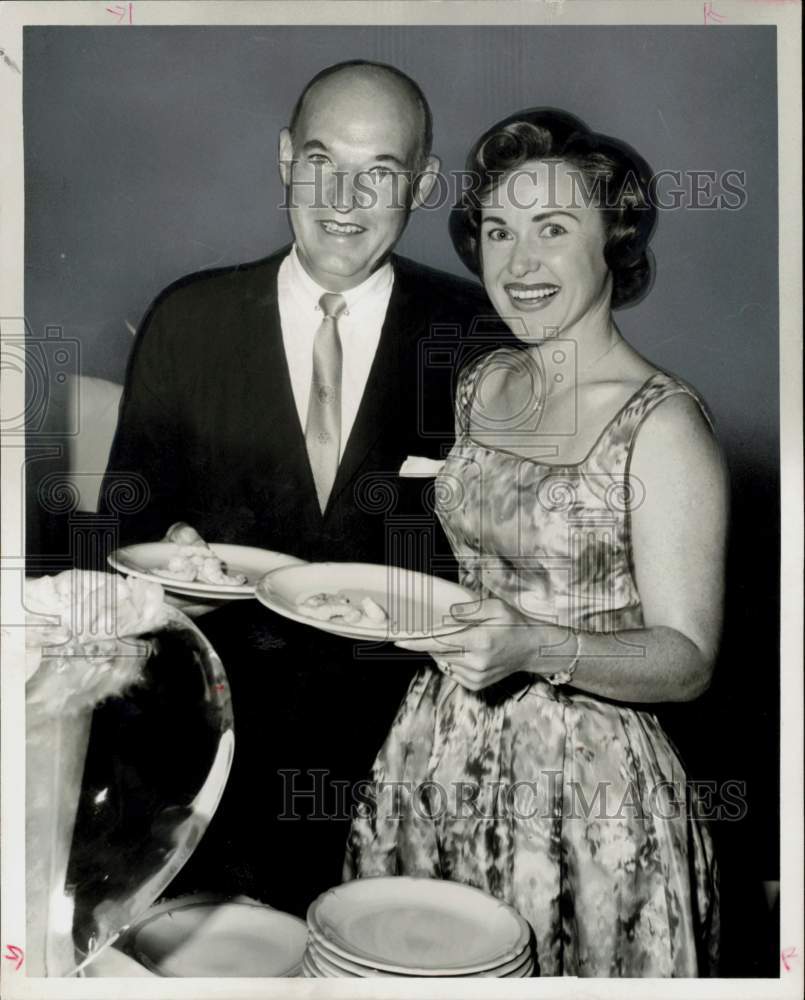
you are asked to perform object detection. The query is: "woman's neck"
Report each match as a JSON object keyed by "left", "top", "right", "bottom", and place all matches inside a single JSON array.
[{"left": 527, "top": 306, "right": 622, "bottom": 399}]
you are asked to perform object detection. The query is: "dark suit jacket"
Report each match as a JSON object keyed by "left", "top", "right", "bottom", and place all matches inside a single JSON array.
[
  {"left": 97, "top": 249, "right": 509, "bottom": 908},
  {"left": 100, "top": 248, "right": 504, "bottom": 574}
]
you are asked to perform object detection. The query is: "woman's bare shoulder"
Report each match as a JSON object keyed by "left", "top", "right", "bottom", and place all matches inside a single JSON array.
[{"left": 631, "top": 389, "right": 726, "bottom": 494}]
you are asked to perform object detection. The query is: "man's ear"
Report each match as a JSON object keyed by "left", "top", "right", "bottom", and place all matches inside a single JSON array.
[
  {"left": 411, "top": 155, "right": 441, "bottom": 211},
  {"left": 278, "top": 128, "right": 295, "bottom": 186}
]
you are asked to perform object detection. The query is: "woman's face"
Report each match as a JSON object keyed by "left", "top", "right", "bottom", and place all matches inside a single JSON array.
[{"left": 479, "top": 160, "right": 612, "bottom": 342}]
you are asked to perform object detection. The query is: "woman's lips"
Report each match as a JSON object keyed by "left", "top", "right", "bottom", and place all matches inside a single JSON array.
[
  {"left": 503, "top": 282, "right": 560, "bottom": 310},
  {"left": 318, "top": 220, "right": 367, "bottom": 237}
]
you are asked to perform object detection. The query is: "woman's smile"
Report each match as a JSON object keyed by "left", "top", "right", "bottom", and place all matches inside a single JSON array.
[{"left": 504, "top": 281, "right": 561, "bottom": 309}]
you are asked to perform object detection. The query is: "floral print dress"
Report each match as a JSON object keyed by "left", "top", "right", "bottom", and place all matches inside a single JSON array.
[{"left": 346, "top": 353, "right": 720, "bottom": 977}]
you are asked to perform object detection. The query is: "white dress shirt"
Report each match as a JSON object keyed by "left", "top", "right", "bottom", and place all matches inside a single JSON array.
[{"left": 277, "top": 246, "right": 394, "bottom": 460}]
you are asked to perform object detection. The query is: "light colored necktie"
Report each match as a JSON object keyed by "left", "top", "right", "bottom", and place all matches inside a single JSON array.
[{"left": 305, "top": 292, "right": 347, "bottom": 513}]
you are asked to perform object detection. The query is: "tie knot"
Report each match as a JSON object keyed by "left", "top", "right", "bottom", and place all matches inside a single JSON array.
[{"left": 319, "top": 292, "right": 347, "bottom": 320}]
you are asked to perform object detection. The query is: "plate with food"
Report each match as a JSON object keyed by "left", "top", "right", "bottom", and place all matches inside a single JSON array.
[
  {"left": 109, "top": 523, "right": 305, "bottom": 599},
  {"left": 255, "top": 562, "right": 475, "bottom": 640}
]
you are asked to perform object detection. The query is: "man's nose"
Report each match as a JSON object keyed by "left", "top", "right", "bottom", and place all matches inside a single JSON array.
[{"left": 328, "top": 171, "right": 358, "bottom": 214}]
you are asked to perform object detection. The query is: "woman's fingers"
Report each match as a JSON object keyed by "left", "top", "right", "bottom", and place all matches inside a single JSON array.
[
  {"left": 450, "top": 598, "right": 506, "bottom": 622},
  {"left": 394, "top": 638, "right": 438, "bottom": 652},
  {"left": 432, "top": 653, "right": 509, "bottom": 689},
  {"left": 394, "top": 637, "right": 466, "bottom": 654},
  {"left": 394, "top": 628, "right": 475, "bottom": 654}
]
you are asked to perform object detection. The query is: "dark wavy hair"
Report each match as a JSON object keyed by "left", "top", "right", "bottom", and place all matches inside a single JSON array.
[{"left": 449, "top": 108, "right": 657, "bottom": 309}]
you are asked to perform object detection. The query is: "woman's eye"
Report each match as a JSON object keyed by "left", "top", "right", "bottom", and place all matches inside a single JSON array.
[
  {"left": 367, "top": 166, "right": 393, "bottom": 181},
  {"left": 307, "top": 154, "right": 332, "bottom": 166},
  {"left": 486, "top": 228, "right": 512, "bottom": 242},
  {"left": 541, "top": 222, "right": 567, "bottom": 238}
]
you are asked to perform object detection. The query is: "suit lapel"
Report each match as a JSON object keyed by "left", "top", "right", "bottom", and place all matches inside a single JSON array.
[{"left": 253, "top": 252, "right": 322, "bottom": 515}]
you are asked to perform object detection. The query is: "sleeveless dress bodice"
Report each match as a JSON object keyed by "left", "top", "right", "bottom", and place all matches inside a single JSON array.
[{"left": 346, "top": 351, "right": 720, "bottom": 977}]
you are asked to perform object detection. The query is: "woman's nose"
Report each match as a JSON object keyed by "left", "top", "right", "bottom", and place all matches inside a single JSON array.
[{"left": 508, "top": 242, "right": 541, "bottom": 278}]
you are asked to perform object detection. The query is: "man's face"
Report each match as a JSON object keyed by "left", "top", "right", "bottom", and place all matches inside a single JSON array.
[{"left": 279, "top": 73, "right": 438, "bottom": 291}]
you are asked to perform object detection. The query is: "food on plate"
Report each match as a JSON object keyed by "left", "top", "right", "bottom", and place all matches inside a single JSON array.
[
  {"left": 153, "top": 524, "right": 247, "bottom": 586},
  {"left": 295, "top": 591, "right": 389, "bottom": 625},
  {"left": 159, "top": 555, "right": 198, "bottom": 582},
  {"left": 165, "top": 522, "right": 207, "bottom": 547},
  {"left": 297, "top": 591, "right": 363, "bottom": 624},
  {"left": 195, "top": 556, "right": 248, "bottom": 587},
  {"left": 360, "top": 595, "right": 389, "bottom": 623}
]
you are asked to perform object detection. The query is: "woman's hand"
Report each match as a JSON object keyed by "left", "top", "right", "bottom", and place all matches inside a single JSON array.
[{"left": 395, "top": 598, "right": 556, "bottom": 692}]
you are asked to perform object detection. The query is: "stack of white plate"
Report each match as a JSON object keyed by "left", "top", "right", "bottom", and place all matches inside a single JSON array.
[{"left": 303, "top": 877, "right": 534, "bottom": 978}]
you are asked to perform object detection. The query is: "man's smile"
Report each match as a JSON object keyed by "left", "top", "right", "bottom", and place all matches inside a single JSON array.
[{"left": 319, "top": 220, "right": 367, "bottom": 236}]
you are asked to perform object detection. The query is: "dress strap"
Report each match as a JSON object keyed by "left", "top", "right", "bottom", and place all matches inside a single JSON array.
[
  {"left": 585, "top": 369, "right": 715, "bottom": 474},
  {"left": 454, "top": 348, "right": 507, "bottom": 436}
]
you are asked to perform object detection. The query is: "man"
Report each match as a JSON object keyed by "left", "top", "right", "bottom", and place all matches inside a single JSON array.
[
  {"left": 101, "top": 60, "right": 491, "bottom": 562},
  {"left": 100, "top": 60, "right": 503, "bottom": 914}
]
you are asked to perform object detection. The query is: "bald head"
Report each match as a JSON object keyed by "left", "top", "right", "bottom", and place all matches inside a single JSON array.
[
  {"left": 278, "top": 60, "right": 440, "bottom": 292},
  {"left": 289, "top": 60, "right": 433, "bottom": 168}
]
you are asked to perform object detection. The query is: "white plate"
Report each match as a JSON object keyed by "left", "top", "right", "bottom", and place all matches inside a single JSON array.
[
  {"left": 307, "top": 877, "right": 531, "bottom": 975},
  {"left": 126, "top": 896, "right": 307, "bottom": 977},
  {"left": 301, "top": 959, "right": 318, "bottom": 978},
  {"left": 307, "top": 935, "right": 532, "bottom": 978},
  {"left": 306, "top": 943, "right": 354, "bottom": 977},
  {"left": 109, "top": 542, "right": 305, "bottom": 598},
  {"left": 255, "top": 563, "right": 474, "bottom": 641},
  {"left": 302, "top": 950, "right": 337, "bottom": 978},
  {"left": 82, "top": 946, "right": 156, "bottom": 978}
]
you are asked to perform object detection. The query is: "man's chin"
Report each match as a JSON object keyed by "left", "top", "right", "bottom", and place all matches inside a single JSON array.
[{"left": 301, "top": 252, "right": 378, "bottom": 291}]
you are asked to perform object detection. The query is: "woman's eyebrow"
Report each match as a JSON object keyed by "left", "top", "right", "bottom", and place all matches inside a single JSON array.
[
  {"left": 531, "top": 210, "right": 579, "bottom": 222},
  {"left": 481, "top": 210, "right": 580, "bottom": 225}
]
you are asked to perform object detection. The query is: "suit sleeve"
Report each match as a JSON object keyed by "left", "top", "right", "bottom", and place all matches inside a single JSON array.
[{"left": 98, "top": 296, "right": 186, "bottom": 548}]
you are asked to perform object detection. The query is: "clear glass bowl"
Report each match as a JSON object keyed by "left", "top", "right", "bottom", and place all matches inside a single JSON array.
[{"left": 26, "top": 606, "right": 234, "bottom": 976}]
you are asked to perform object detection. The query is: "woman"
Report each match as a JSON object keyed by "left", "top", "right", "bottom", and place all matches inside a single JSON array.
[{"left": 346, "top": 109, "right": 727, "bottom": 977}]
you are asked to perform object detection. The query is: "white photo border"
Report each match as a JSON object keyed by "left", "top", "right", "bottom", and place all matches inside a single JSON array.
[{"left": 1, "top": 2, "right": 801, "bottom": 998}]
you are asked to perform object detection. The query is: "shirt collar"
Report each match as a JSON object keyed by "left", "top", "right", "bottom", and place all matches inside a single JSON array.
[{"left": 287, "top": 245, "right": 393, "bottom": 315}]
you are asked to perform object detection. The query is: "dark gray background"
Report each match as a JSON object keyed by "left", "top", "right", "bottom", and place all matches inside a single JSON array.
[
  {"left": 23, "top": 25, "right": 780, "bottom": 975},
  {"left": 24, "top": 26, "right": 778, "bottom": 462}
]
